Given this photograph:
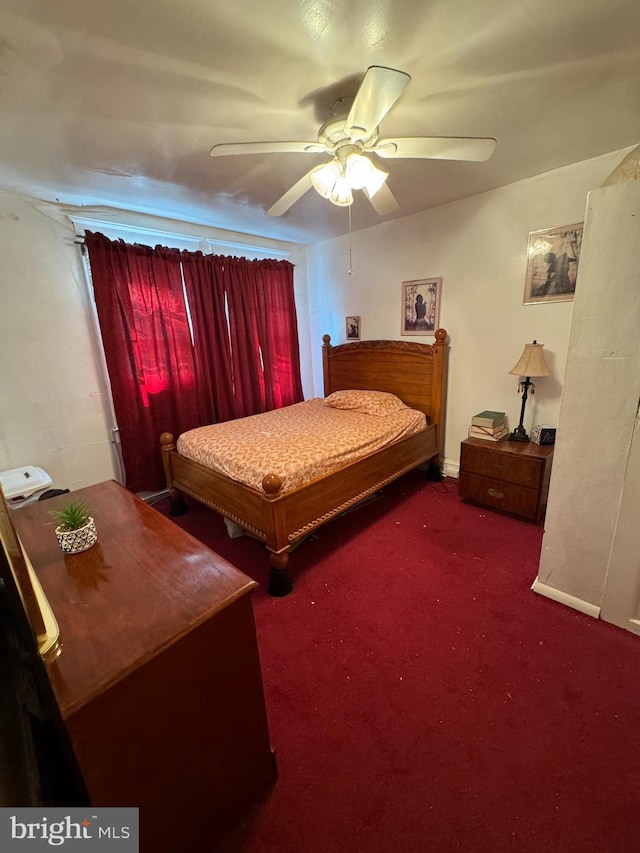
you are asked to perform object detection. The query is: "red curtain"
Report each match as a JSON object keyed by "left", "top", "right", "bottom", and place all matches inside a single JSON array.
[
  {"left": 185, "top": 254, "right": 303, "bottom": 419},
  {"left": 180, "top": 252, "right": 236, "bottom": 424},
  {"left": 255, "top": 258, "right": 304, "bottom": 410},
  {"left": 222, "top": 257, "right": 270, "bottom": 417},
  {"left": 86, "top": 234, "right": 304, "bottom": 492},
  {"left": 85, "top": 232, "right": 201, "bottom": 492}
]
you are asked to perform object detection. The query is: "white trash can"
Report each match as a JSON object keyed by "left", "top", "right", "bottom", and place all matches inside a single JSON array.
[{"left": 0, "top": 466, "right": 53, "bottom": 509}]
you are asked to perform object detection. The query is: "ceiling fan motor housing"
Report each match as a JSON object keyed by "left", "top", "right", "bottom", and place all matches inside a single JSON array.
[{"left": 318, "top": 115, "right": 379, "bottom": 151}]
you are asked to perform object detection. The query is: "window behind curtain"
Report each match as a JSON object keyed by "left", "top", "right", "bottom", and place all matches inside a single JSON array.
[{"left": 85, "top": 232, "right": 303, "bottom": 493}]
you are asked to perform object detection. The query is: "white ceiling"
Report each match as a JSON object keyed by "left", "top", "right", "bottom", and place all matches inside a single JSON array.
[{"left": 1, "top": 0, "right": 638, "bottom": 244}]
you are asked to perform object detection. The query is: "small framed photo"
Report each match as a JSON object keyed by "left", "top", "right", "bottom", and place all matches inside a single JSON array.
[
  {"left": 346, "top": 315, "right": 361, "bottom": 340},
  {"left": 401, "top": 278, "right": 441, "bottom": 336},
  {"left": 523, "top": 222, "right": 584, "bottom": 304}
]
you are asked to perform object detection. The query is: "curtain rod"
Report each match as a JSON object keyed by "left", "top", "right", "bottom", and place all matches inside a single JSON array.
[
  {"left": 72, "top": 234, "right": 291, "bottom": 260},
  {"left": 71, "top": 220, "right": 291, "bottom": 259},
  {"left": 73, "top": 236, "right": 295, "bottom": 265}
]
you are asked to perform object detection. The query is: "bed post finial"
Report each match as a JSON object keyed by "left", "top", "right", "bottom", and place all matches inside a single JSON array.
[
  {"left": 434, "top": 328, "right": 447, "bottom": 346},
  {"left": 262, "top": 473, "right": 283, "bottom": 495},
  {"left": 322, "top": 334, "right": 331, "bottom": 347},
  {"left": 160, "top": 432, "right": 175, "bottom": 451}
]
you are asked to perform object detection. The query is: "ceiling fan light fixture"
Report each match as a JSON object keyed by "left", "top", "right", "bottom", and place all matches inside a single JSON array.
[
  {"left": 329, "top": 175, "right": 353, "bottom": 206},
  {"left": 344, "top": 153, "right": 374, "bottom": 189},
  {"left": 310, "top": 161, "right": 341, "bottom": 199},
  {"left": 209, "top": 65, "right": 497, "bottom": 218},
  {"left": 362, "top": 163, "right": 388, "bottom": 198}
]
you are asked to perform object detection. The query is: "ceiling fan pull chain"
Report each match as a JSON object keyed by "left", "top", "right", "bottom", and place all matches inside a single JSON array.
[{"left": 347, "top": 204, "right": 354, "bottom": 275}]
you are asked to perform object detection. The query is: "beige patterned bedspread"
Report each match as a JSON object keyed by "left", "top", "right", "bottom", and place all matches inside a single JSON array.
[{"left": 177, "top": 398, "right": 427, "bottom": 494}]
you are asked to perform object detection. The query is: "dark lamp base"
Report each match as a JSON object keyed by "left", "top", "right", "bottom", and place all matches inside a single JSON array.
[{"left": 508, "top": 427, "right": 530, "bottom": 443}]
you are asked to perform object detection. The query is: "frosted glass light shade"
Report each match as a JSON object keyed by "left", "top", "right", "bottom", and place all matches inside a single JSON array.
[
  {"left": 329, "top": 175, "right": 353, "bottom": 206},
  {"left": 363, "top": 164, "right": 388, "bottom": 198},
  {"left": 345, "top": 153, "right": 373, "bottom": 189},
  {"left": 310, "top": 161, "right": 341, "bottom": 198},
  {"left": 345, "top": 153, "right": 388, "bottom": 197},
  {"left": 310, "top": 154, "right": 383, "bottom": 206}
]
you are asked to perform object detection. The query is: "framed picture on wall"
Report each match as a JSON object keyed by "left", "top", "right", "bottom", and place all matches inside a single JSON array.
[
  {"left": 401, "top": 278, "right": 441, "bottom": 336},
  {"left": 523, "top": 222, "right": 584, "bottom": 304},
  {"left": 346, "top": 316, "right": 361, "bottom": 340}
]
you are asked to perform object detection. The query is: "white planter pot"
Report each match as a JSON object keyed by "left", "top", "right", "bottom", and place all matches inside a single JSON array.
[{"left": 55, "top": 517, "right": 98, "bottom": 554}]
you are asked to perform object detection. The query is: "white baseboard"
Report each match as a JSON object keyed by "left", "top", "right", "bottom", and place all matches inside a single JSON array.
[
  {"left": 442, "top": 459, "right": 459, "bottom": 478},
  {"left": 531, "top": 578, "right": 601, "bottom": 619}
]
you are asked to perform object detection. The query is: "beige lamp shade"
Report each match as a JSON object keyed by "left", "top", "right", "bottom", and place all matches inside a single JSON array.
[{"left": 509, "top": 341, "right": 551, "bottom": 378}]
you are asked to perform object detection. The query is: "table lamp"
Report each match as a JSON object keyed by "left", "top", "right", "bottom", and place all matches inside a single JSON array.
[{"left": 508, "top": 340, "right": 551, "bottom": 442}]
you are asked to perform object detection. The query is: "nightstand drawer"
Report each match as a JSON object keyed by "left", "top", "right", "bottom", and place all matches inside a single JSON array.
[
  {"left": 460, "top": 442, "right": 542, "bottom": 489},
  {"left": 458, "top": 472, "right": 539, "bottom": 520}
]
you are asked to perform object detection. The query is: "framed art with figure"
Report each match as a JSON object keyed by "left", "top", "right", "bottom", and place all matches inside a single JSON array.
[
  {"left": 523, "top": 222, "right": 583, "bottom": 305},
  {"left": 401, "top": 278, "right": 441, "bottom": 336},
  {"left": 345, "top": 316, "right": 361, "bottom": 340}
]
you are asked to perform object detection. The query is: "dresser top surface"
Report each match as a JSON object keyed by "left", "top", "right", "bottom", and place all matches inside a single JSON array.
[{"left": 13, "top": 480, "right": 257, "bottom": 718}]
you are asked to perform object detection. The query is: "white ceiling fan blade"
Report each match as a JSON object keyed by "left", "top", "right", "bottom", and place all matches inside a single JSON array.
[
  {"left": 210, "top": 141, "right": 326, "bottom": 157},
  {"left": 375, "top": 136, "right": 497, "bottom": 162},
  {"left": 267, "top": 170, "right": 316, "bottom": 217},
  {"left": 364, "top": 182, "right": 399, "bottom": 216},
  {"left": 346, "top": 66, "right": 411, "bottom": 143}
]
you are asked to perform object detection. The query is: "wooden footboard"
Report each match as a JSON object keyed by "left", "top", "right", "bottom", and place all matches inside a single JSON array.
[
  {"left": 161, "top": 331, "right": 448, "bottom": 596},
  {"left": 161, "top": 424, "right": 438, "bottom": 596}
]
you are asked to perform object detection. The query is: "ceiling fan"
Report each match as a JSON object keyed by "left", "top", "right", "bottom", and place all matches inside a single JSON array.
[{"left": 210, "top": 66, "right": 496, "bottom": 218}]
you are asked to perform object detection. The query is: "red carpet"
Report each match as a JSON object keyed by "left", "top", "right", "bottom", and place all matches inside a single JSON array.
[{"left": 158, "top": 472, "right": 640, "bottom": 853}]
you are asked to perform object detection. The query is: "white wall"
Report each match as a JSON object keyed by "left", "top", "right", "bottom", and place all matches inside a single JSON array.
[
  {"left": 0, "top": 147, "right": 631, "bottom": 494},
  {"left": 305, "top": 148, "right": 631, "bottom": 475},
  {"left": 0, "top": 191, "right": 117, "bottom": 492},
  {"left": 535, "top": 180, "right": 640, "bottom": 610},
  {"left": 0, "top": 191, "right": 311, "bottom": 492}
]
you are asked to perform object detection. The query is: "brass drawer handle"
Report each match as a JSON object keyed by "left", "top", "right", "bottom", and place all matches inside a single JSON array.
[
  {"left": 487, "top": 488, "right": 504, "bottom": 499},
  {"left": 492, "top": 463, "right": 504, "bottom": 468}
]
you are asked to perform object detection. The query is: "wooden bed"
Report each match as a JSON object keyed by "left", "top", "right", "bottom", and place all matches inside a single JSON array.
[{"left": 160, "top": 329, "right": 448, "bottom": 596}]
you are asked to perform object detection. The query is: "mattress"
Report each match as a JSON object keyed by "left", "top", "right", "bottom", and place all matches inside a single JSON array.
[{"left": 177, "top": 397, "right": 426, "bottom": 494}]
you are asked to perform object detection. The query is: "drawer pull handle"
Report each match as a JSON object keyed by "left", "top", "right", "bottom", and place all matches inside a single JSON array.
[
  {"left": 492, "top": 463, "right": 504, "bottom": 468},
  {"left": 488, "top": 488, "right": 504, "bottom": 499}
]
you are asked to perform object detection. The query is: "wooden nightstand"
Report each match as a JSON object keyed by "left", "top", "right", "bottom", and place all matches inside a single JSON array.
[{"left": 458, "top": 437, "right": 554, "bottom": 522}]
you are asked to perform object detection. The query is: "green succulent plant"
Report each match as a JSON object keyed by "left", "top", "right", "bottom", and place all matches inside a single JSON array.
[{"left": 50, "top": 501, "right": 93, "bottom": 532}]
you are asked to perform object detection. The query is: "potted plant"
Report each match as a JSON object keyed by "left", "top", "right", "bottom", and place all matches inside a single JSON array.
[{"left": 50, "top": 500, "right": 98, "bottom": 554}]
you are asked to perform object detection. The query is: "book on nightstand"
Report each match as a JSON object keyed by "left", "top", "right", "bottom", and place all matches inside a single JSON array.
[
  {"left": 471, "top": 410, "right": 506, "bottom": 428},
  {"left": 468, "top": 424, "right": 509, "bottom": 441},
  {"left": 469, "top": 410, "right": 508, "bottom": 441}
]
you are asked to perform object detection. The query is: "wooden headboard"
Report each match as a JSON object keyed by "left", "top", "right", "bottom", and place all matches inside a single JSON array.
[{"left": 322, "top": 329, "right": 449, "bottom": 459}]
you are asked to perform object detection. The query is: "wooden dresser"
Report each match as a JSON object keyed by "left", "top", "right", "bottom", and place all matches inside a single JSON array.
[
  {"left": 458, "top": 437, "right": 554, "bottom": 522},
  {"left": 12, "top": 480, "right": 276, "bottom": 850}
]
